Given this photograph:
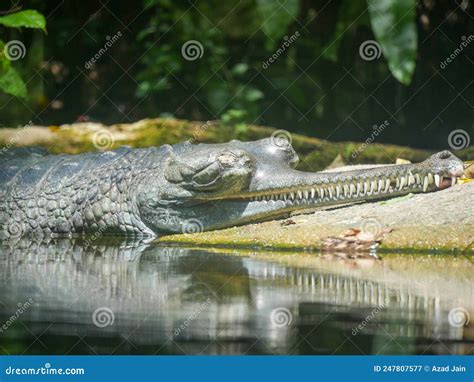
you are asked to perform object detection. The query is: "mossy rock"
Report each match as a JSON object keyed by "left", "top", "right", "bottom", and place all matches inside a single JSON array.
[{"left": 1, "top": 117, "right": 471, "bottom": 170}]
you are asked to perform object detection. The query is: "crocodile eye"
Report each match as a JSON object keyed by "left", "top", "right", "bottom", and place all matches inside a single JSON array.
[{"left": 165, "top": 149, "right": 254, "bottom": 192}]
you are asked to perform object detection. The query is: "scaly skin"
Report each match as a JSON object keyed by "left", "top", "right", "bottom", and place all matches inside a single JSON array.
[{"left": 0, "top": 139, "right": 464, "bottom": 239}]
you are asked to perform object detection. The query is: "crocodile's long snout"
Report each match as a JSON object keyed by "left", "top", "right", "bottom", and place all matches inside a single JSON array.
[
  {"left": 207, "top": 150, "right": 464, "bottom": 228},
  {"left": 249, "top": 151, "right": 462, "bottom": 200}
]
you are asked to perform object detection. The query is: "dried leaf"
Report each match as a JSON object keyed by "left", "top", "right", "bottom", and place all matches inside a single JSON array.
[
  {"left": 395, "top": 158, "right": 411, "bottom": 164},
  {"left": 321, "top": 227, "right": 393, "bottom": 252}
]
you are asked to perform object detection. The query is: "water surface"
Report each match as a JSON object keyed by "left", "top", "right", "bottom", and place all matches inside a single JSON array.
[{"left": 0, "top": 238, "right": 472, "bottom": 355}]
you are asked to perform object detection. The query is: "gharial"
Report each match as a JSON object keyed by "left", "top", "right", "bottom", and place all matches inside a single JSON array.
[{"left": 0, "top": 139, "right": 464, "bottom": 239}]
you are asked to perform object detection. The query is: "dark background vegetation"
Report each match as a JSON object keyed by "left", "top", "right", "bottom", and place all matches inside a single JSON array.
[{"left": 0, "top": 0, "right": 473, "bottom": 149}]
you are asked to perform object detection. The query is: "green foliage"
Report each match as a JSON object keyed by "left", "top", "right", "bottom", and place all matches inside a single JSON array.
[
  {"left": 0, "top": 10, "right": 46, "bottom": 32},
  {"left": 136, "top": 0, "right": 266, "bottom": 122},
  {"left": 256, "top": 0, "right": 299, "bottom": 45},
  {"left": 0, "top": 9, "right": 46, "bottom": 98},
  {"left": 133, "top": 0, "right": 419, "bottom": 129},
  {"left": 367, "top": 0, "right": 417, "bottom": 85},
  {"left": 0, "top": 65, "right": 27, "bottom": 98},
  {"left": 221, "top": 109, "right": 248, "bottom": 125}
]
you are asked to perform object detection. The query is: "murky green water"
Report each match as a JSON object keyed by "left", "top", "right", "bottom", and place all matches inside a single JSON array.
[{"left": 0, "top": 238, "right": 472, "bottom": 355}]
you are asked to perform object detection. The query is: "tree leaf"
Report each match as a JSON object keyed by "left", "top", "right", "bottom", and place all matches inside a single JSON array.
[
  {"left": 256, "top": 0, "right": 299, "bottom": 43},
  {"left": 0, "top": 10, "right": 46, "bottom": 32},
  {"left": 367, "top": 0, "right": 417, "bottom": 85},
  {"left": 0, "top": 40, "right": 12, "bottom": 71},
  {"left": 0, "top": 66, "right": 27, "bottom": 97}
]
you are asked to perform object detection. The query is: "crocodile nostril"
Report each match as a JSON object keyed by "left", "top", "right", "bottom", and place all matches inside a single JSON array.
[{"left": 439, "top": 151, "right": 451, "bottom": 160}]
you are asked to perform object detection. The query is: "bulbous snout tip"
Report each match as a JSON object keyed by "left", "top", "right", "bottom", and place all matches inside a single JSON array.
[{"left": 426, "top": 150, "right": 465, "bottom": 178}]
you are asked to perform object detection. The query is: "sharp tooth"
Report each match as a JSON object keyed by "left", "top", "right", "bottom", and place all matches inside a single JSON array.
[
  {"left": 311, "top": 188, "right": 316, "bottom": 198},
  {"left": 423, "top": 176, "right": 429, "bottom": 192},
  {"left": 396, "top": 178, "right": 400, "bottom": 188},
  {"left": 415, "top": 174, "right": 421, "bottom": 184},
  {"left": 290, "top": 192, "right": 295, "bottom": 200},
  {"left": 343, "top": 185, "right": 349, "bottom": 196},
  {"left": 328, "top": 187, "right": 333, "bottom": 199},
  {"left": 428, "top": 173, "right": 434, "bottom": 184},
  {"left": 363, "top": 182, "right": 368, "bottom": 195},
  {"left": 349, "top": 184, "right": 355, "bottom": 196},
  {"left": 303, "top": 190, "right": 309, "bottom": 199},
  {"left": 378, "top": 179, "right": 384, "bottom": 192},
  {"left": 434, "top": 174, "right": 441, "bottom": 188},
  {"left": 408, "top": 173, "right": 415, "bottom": 185},
  {"left": 336, "top": 185, "right": 341, "bottom": 197},
  {"left": 319, "top": 188, "right": 325, "bottom": 198},
  {"left": 399, "top": 176, "right": 406, "bottom": 190},
  {"left": 451, "top": 177, "right": 457, "bottom": 186},
  {"left": 356, "top": 183, "right": 361, "bottom": 196},
  {"left": 370, "top": 181, "right": 376, "bottom": 194},
  {"left": 297, "top": 190, "right": 303, "bottom": 199},
  {"left": 384, "top": 179, "right": 390, "bottom": 192}
]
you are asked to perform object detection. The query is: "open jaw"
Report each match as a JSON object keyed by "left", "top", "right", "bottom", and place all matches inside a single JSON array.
[
  {"left": 243, "top": 170, "right": 458, "bottom": 203},
  {"left": 202, "top": 163, "right": 463, "bottom": 228}
]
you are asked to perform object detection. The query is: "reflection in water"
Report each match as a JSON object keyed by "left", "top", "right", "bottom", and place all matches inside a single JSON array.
[{"left": 0, "top": 238, "right": 472, "bottom": 355}]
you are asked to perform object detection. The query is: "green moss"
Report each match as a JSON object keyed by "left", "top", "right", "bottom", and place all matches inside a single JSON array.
[{"left": 1, "top": 118, "right": 471, "bottom": 167}]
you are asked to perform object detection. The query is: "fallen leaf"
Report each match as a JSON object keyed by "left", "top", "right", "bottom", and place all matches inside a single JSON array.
[
  {"left": 321, "top": 227, "right": 393, "bottom": 252},
  {"left": 396, "top": 158, "right": 411, "bottom": 164},
  {"left": 462, "top": 161, "right": 474, "bottom": 180}
]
